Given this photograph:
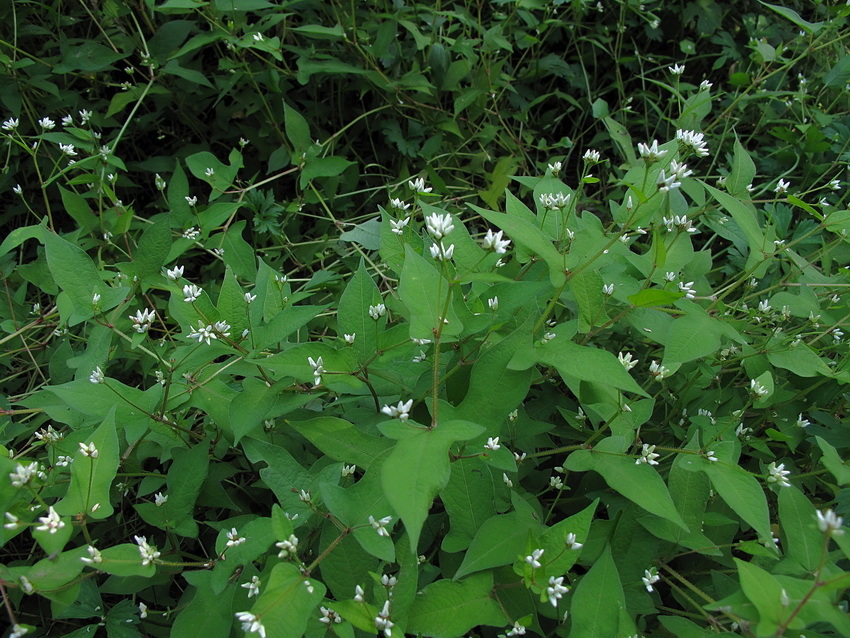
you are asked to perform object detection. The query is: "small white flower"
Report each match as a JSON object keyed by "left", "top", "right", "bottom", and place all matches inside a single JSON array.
[
  {"left": 130, "top": 308, "right": 156, "bottom": 333},
  {"left": 509, "top": 410, "right": 519, "bottom": 423},
  {"left": 241, "top": 575, "right": 261, "bottom": 598},
  {"left": 239, "top": 137, "right": 249, "bottom": 147},
  {"left": 55, "top": 455, "right": 74, "bottom": 467},
  {"left": 408, "top": 177, "right": 432, "bottom": 194},
  {"left": 187, "top": 322, "right": 216, "bottom": 346},
  {"left": 369, "top": 303, "right": 386, "bottom": 320},
  {"left": 750, "top": 378, "right": 769, "bottom": 398},
  {"left": 89, "top": 366, "right": 105, "bottom": 384},
  {"left": 299, "top": 489, "right": 311, "bottom": 503},
  {"left": 482, "top": 229, "right": 511, "bottom": 253},
  {"left": 204, "top": 168, "right": 214, "bottom": 177},
  {"left": 135, "top": 535, "right": 161, "bottom": 566},
  {"left": 488, "top": 297, "right": 499, "bottom": 311},
  {"left": 369, "top": 514, "right": 393, "bottom": 537},
  {"left": 79, "top": 109, "right": 92, "bottom": 124},
  {"left": 374, "top": 599, "right": 394, "bottom": 637},
  {"left": 636, "top": 443, "right": 660, "bottom": 466},
  {"left": 183, "top": 284, "right": 202, "bottom": 303},
  {"left": 676, "top": 129, "right": 710, "bottom": 157},
  {"left": 39, "top": 117, "right": 56, "bottom": 130},
  {"left": 185, "top": 195, "right": 197, "bottom": 207},
  {"left": 4, "top": 512, "right": 21, "bottom": 530},
  {"left": 637, "top": 140, "right": 668, "bottom": 161},
  {"left": 642, "top": 568, "right": 660, "bottom": 592},
  {"left": 2, "top": 117, "right": 19, "bottom": 130},
  {"left": 547, "top": 575, "right": 570, "bottom": 607},
  {"left": 381, "top": 399, "right": 413, "bottom": 422},
  {"left": 13, "top": 184, "right": 23, "bottom": 196},
  {"left": 344, "top": 333, "right": 356, "bottom": 344},
  {"left": 341, "top": 464, "right": 356, "bottom": 477},
  {"left": 235, "top": 611, "right": 266, "bottom": 637},
  {"left": 308, "top": 356, "right": 325, "bottom": 387},
  {"left": 505, "top": 621, "right": 527, "bottom": 636},
  {"left": 795, "top": 413, "right": 810, "bottom": 428},
  {"left": 244, "top": 292, "right": 257, "bottom": 304},
  {"left": 735, "top": 423, "right": 753, "bottom": 439},
  {"left": 154, "top": 492, "right": 168, "bottom": 506},
  {"left": 829, "top": 178, "right": 841, "bottom": 190},
  {"left": 35, "top": 506, "right": 64, "bottom": 534},
  {"left": 226, "top": 527, "right": 246, "bottom": 547},
  {"left": 602, "top": 283, "right": 614, "bottom": 296},
  {"left": 657, "top": 169, "right": 682, "bottom": 192},
  {"left": 649, "top": 360, "right": 670, "bottom": 380},
  {"left": 80, "top": 545, "right": 103, "bottom": 564},
  {"left": 425, "top": 213, "right": 455, "bottom": 240},
  {"left": 583, "top": 149, "right": 601, "bottom": 163},
  {"left": 775, "top": 179, "right": 790, "bottom": 194},
  {"left": 547, "top": 160, "right": 563, "bottom": 175},
  {"left": 429, "top": 241, "right": 454, "bottom": 261},
  {"left": 705, "top": 450, "right": 718, "bottom": 462},
  {"left": 182, "top": 227, "right": 200, "bottom": 240},
  {"left": 668, "top": 63, "right": 685, "bottom": 75},
  {"left": 276, "top": 534, "right": 299, "bottom": 558},
  {"left": 525, "top": 548, "right": 544, "bottom": 568},
  {"left": 390, "top": 218, "right": 409, "bottom": 235},
  {"left": 565, "top": 532, "right": 583, "bottom": 551},
  {"left": 138, "top": 602, "right": 148, "bottom": 619},
  {"left": 319, "top": 606, "right": 341, "bottom": 624},
  {"left": 678, "top": 281, "right": 696, "bottom": 299},
  {"left": 58, "top": 143, "right": 77, "bottom": 156},
  {"left": 79, "top": 442, "right": 99, "bottom": 458},
  {"left": 539, "top": 192, "right": 571, "bottom": 210},
  {"left": 816, "top": 509, "right": 845, "bottom": 537},
  {"left": 165, "top": 265, "right": 184, "bottom": 280},
  {"left": 502, "top": 473, "right": 513, "bottom": 487},
  {"left": 767, "top": 462, "right": 791, "bottom": 488},
  {"left": 484, "top": 437, "right": 500, "bottom": 451},
  {"left": 699, "top": 79, "right": 713, "bottom": 90},
  {"left": 390, "top": 198, "right": 411, "bottom": 213},
  {"left": 253, "top": 32, "right": 264, "bottom": 42},
  {"left": 92, "top": 292, "right": 101, "bottom": 306},
  {"left": 550, "top": 475, "right": 564, "bottom": 490},
  {"left": 541, "top": 331, "right": 556, "bottom": 344},
  {"left": 618, "top": 352, "right": 639, "bottom": 371},
  {"left": 10, "top": 624, "right": 30, "bottom": 638}
]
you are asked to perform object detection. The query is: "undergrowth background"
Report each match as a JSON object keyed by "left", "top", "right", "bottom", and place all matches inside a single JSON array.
[{"left": 1, "top": 0, "right": 850, "bottom": 637}]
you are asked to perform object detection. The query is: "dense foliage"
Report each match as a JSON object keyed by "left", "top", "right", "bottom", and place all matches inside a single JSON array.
[{"left": 1, "top": 1, "right": 850, "bottom": 637}]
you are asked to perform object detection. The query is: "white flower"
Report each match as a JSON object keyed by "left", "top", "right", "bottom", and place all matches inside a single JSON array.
[
  {"left": 657, "top": 169, "right": 682, "bottom": 192},
  {"left": 484, "top": 437, "right": 500, "bottom": 451},
  {"left": 9, "top": 461, "right": 38, "bottom": 487},
  {"left": 539, "top": 192, "right": 571, "bottom": 210},
  {"left": 253, "top": 32, "right": 264, "bottom": 42},
  {"left": 829, "top": 178, "right": 841, "bottom": 190},
  {"left": 10, "top": 624, "right": 29, "bottom": 638},
  {"left": 4, "top": 512, "right": 20, "bottom": 530},
  {"left": 78, "top": 109, "right": 92, "bottom": 124},
  {"left": 183, "top": 284, "right": 202, "bottom": 303},
  {"left": 13, "top": 184, "right": 23, "bottom": 196},
  {"left": 235, "top": 611, "right": 267, "bottom": 637},
  {"left": 565, "top": 532, "right": 583, "bottom": 551},
  {"left": 505, "top": 621, "right": 527, "bottom": 636},
  {"left": 344, "top": 333, "right": 356, "bottom": 344},
  {"left": 80, "top": 545, "right": 103, "bottom": 564},
  {"left": 241, "top": 575, "right": 260, "bottom": 598},
  {"left": 583, "top": 149, "right": 601, "bottom": 163},
  {"left": 425, "top": 213, "right": 455, "bottom": 240},
  {"left": 541, "top": 331, "right": 556, "bottom": 344},
  {"left": 35, "top": 506, "right": 64, "bottom": 534},
  {"left": 678, "top": 281, "right": 696, "bottom": 299},
  {"left": 354, "top": 584, "right": 365, "bottom": 602},
  {"left": 92, "top": 292, "right": 101, "bottom": 306},
  {"left": 166, "top": 265, "right": 184, "bottom": 280},
  {"left": 767, "top": 462, "right": 791, "bottom": 488},
  {"left": 750, "top": 378, "right": 769, "bottom": 398},
  {"left": 642, "top": 568, "right": 660, "bottom": 592},
  {"left": 488, "top": 297, "right": 499, "bottom": 311},
  {"left": 89, "top": 366, "right": 105, "bottom": 384},
  {"left": 699, "top": 79, "right": 713, "bottom": 90},
  {"left": 636, "top": 444, "right": 660, "bottom": 466},
  {"left": 374, "top": 600, "right": 394, "bottom": 637},
  {"left": 550, "top": 475, "right": 564, "bottom": 489},
  {"left": 670, "top": 159, "right": 693, "bottom": 180},
  {"left": 135, "top": 535, "right": 161, "bottom": 566},
  {"left": 429, "top": 241, "right": 455, "bottom": 261},
  {"left": 525, "top": 548, "right": 544, "bottom": 568},
  {"left": 187, "top": 323, "right": 216, "bottom": 346},
  {"left": 79, "top": 442, "right": 99, "bottom": 458},
  {"left": 299, "top": 489, "right": 311, "bottom": 503},
  {"left": 509, "top": 410, "right": 519, "bottom": 423},
  {"left": 341, "top": 464, "right": 356, "bottom": 477},
  {"left": 39, "top": 117, "right": 56, "bottom": 130},
  {"left": 408, "top": 177, "right": 432, "bottom": 194},
  {"left": 369, "top": 303, "right": 386, "bottom": 320},
  {"left": 276, "top": 534, "right": 299, "bottom": 558},
  {"left": 185, "top": 195, "right": 197, "bottom": 207},
  {"left": 602, "top": 283, "right": 614, "bottom": 296},
  {"left": 816, "top": 509, "right": 845, "bottom": 536},
  {"left": 482, "top": 229, "right": 511, "bottom": 253},
  {"left": 182, "top": 227, "right": 200, "bottom": 240},
  {"left": 213, "top": 320, "right": 231, "bottom": 339},
  {"left": 668, "top": 63, "right": 685, "bottom": 75},
  {"left": 319, "top": 606, "right": 341, "bottom": 624},
  {"left": 244, "top": 292, "right": 256, "bottom": 303},
  {"left": 130, "top": 308, "right": 155, "bottom": 333},
  {"left": 676, "top": 129, "right": 710, "bottom": 157},
  {"left": 204, "top": 167, "right": 214, "bottom": 177},
  {"left": 547, "top": 575, "right": 569, "bottom": 607},
  {"left": 502, "top": 473, "right": 513, "bottom": 487},
  {"left": 390, "top": 198, "right": 411, "bottom": 213},
  {"left": 796, "top": 413, "right": 810, "bottom": 428},
  {"left": 637, "top": 140, "right": 668, "bottom": 161},
  {"left": 390, "top": 218, "right": 409, "bottom": 235},
  {"left": 705, "top": 450, "right": 718, "bottom": 462},
  {"left": 226, "top": 528, "right": 246, "bottom": 547},
  {"left": 618, "top": 352, "right": 638, "bottom": 371},
  {"left": 308, "top": 356, "right": 325, "bottom": 387},
  {"left": 154, "top": 492, "right": 168, "bottom": 506},
  {"left": 19, "top": 576, "right": 33, "bottom": 594},
  {"left": 649, "top": 360, "right": 670, "bottom": 380},
  {"left": 547, "top": 161, "right": 562, "bottom": 175},
  {"left": 58, "top": 143, "right": 77, "bottom": 156},
  {"left": 381, "top": 399, "right": 413, "bottom": 422},
  {"left": 369, "top": 514, "right": 393, "bottom": 537},
  {"left": 775, "top": 179, "right": 790, "bottom": 194},
  {"left": 55, "top": 455, "right": 73, "bottom": 467},
  {"left": 2, "top": 117, "right": 19, "bottom": 130},
  {"left": 138, "top": 602, "right": 148, "bottom": 619}
]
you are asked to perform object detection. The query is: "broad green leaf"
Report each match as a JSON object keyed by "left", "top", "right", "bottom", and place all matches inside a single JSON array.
[
  {"left": 702, "top": 458, "right": 773, "bottom": 544},
  {"left": 816, "top": 436, "right": 850, "bottom": 485},
  {"left": 251, "top": 304, "right": 328, "bottom": 352},
  {"left": 767, "top": 343, "right": 833, "bottom": 378},
  {"left": 471, "top": 203, "right": 566, "bottom": 288},
  {"left": 58, "top": 186, "right": 98, "bottom": 234},
  {"left": 229, "top": 381, "right": 313, "bottom": 444},
  {"left": 658, "top": 616, "right": 715, "bottom": 637},
  {"left": 824, "top": 55, "right": 850, "bottom": 88},
  {"left": 164, "top": 442, "right": 210, "bottom": 537},
  {"left": 185, "top": 150, "right": 243, "bottom": 202},
  {"left": 220, "top": 221, "right": 257, "bottom": 280},
  {"left": 88, "top": 544, "right": 157, "bottom": 578},
  {"left": 778, "top": 487, "right": 822, "bottom": 572},
  {"left": 440, "top": 457, "right": 497, "bottom": 553},
  {"left": 537, "top": 341, "right": 648, "bottom": 397},
  {"left": 381, "top": 420, "right": 482, "bottom": 552},
  {"left": 734, "top": 558, "right": 784, "bottom": 636},
  {"left": 248, "top": 563, "right": 325, "bottom": 638},
  {"left": 56, "top": 407, "right": 119, "bottom": 520},
  {"left": 241, "top": 438, "right": 313, "bottom": 515},
  {"left": 406, "top": 572, "right": 505, "bottom": 638},
  {"left": 398, "top": 244, "right": 463, "bottom": 340},
  {"left": 172, "top": 571, "right": 236, "bottom": 638},
  {"left": 129, "top": 217, "right": 172, "bottom": 279},
  {"left": 536, "top": 499, "right": 597, "bottom": 575},
  {"left": 568, "top": 545, "right": 624, "bottom": 638},
  {"left": 759, "top": 1, "right": 823, "bottom": 33},
  {"left": 663, "top": 311, "right": 723, "bottom": 365},
  {"left": 339, "top": 219, "right": 382, "bottom": 250},
  {"left": 211, "top": 517, "right": 276, "bottom": 593},
  {"left": 318, "top": 520, "right": 376, "bottom": 601},
  {"left": 569, "top": 269, "right": 607, "bottom": 332},
  {"left": 704, "top": 183, "right": 765, "bottom": 268},
  {"left": 564, "top": 437, "right": 687, "bottom": 530},
  {"left": 726, "top": 139, "right": 756, "bottom": 197},
  {"left": 337, "top": 259, "right": 382, "bottom": 362},
  {"left": 454, "top": 511, "right": 540, "bottom": 580},
  {"left": 12, "top": 546, "right": 88, "bottom": 592},
  {"left": 32, "top": 509, "right": 73, "bottom": 555},
  {"left": 627, "top": 288, "right": 682, "bottom": 307},
  {"left": 299, "top": 156, "right": 356, "bottom": 188},
  {"left": 289, "top": 416, "right": 393, "bottom": 470},
  {"left": 43, "top": 232, "right": 107, "bottom": 324}
]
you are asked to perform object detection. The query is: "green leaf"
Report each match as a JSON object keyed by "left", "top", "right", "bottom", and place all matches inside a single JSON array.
[
  {"left": 568, "top": 545, "right": 624, "bottom": 638},
  {"left": 299, "top": 156, "right": 356, "bottom": 188},
  {"left": 569, "top": 269, "right": 607, "bottom": 332},
  {"left": 381, "top": 420, "right": 483, "bottom": 552},
  {"left": 90, "top": 544, "right": 157, "bottom": 578},
  {"left": 407, "top": 572, "right": 505, "bottom": 638},
  {"left": 778, "top": 487, "right": 822, "bottom": 572},
  {"left": 56, "top": 407, "right": 119, "bottom": 520},
  {"left": 220, "top": 220, "right": 257, "bottom": 280},
  {"left": 58, "top": 186, "right": 98, "bottom": 234},
  {"left": 454, "top": 511, "right": 540, "bottom": 580},
  {"left": 815, "top": 436, "right": 850, "bottom": 485},
  {"left": 229, "top": 379, "right": 313, "bottom": 444},
  {"left": 627, "top": 288, "right": 682, "bottom": 307},
  {"left": 248, "top": 563, "right": 325, "bottom": 638},
  {"left": 726, "top": 139, "right": 756, "bottom": 197},
  {"left": 663, "top": 311, "right": 723, "bottom": 365},
  {"left": 164, "top": 442, "right": 210, "bottom": 536},
  {"left": 441, "top": 457, "right": 497, "bottom": 553},
  {"left": 823, "top": 55, "right": 850, "bottom": 88},
  {"left": 171, "top": 571, "right": 236, "bottom": 638},
  {"left": 241, "top": 438, "right": 313, "bottom": 515},
  {"left": 704, "top": 182, "right": 765, "bottom": 268},
  {"left": 339, "top": 218, "right": 382, "bottom": 250},
  {"left": 564, "top": 437, "right": 687, "bottom": 530},
  {"left": 185, "top": 150, "right": 242, "bottom": 202},
  {"left": 398, "top": 244, "right": 463, "bottom": 340},
  {"left": 703, "top": 457, "right": 774, "bottom": 544},
  {"left": 288, "top": 416, "right": 393, "bottom": 470},
  {"left": 767, "top": 343, "right": 833, "bottom": 378},
  {"left": 43, "top": 231, "right": 105, "bottom": 323},
  {"left": 537, "top": 341, "right": 648, "bottom": 397},
  {"left": 759, "top": 1, "right": 823, "bottom": 33},
  {"left": 471, "top": 203, "right": 566, "bottom": 288},
  {"left": 536, "top": 499, "right": 597, "bottom": 575},
  {"left": 129, "top": 218, "right": 172, "bottom": 280},
  {"left": 734, "top": 558, "right": 784, "bottom": 636},
  {"left": 337, "top": 259, "right": 382, "bottom": 362},
  {"left": 284, "top": 101, "right": 311, "bottom": 151}
]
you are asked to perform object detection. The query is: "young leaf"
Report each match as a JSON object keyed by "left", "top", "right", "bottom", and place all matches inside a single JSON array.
[
  {"left": 406, "top": 572, "right": 505, "bottom": 638},
  {"left": 568, "top": 545, "right": 625, "bottom": 638},
  {"left": 246, "top": 563, "right": 325, "bottom": 638},
  {"left": 454, "top": 511, "right": 540, "bottom": 580},
  {"left": 398, "top": 244, "right": 463, "bottom": 340}
]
